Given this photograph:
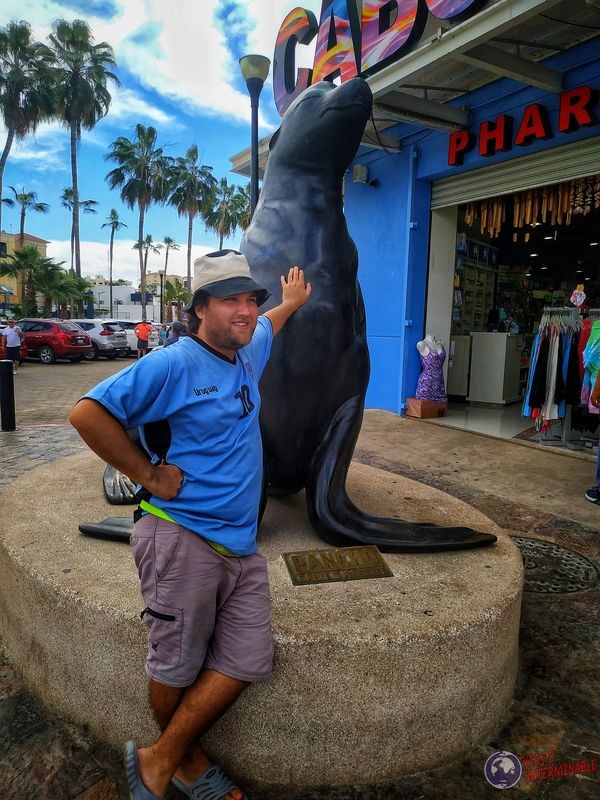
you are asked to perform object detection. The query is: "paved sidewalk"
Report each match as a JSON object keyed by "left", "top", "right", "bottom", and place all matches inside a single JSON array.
[{"left": 0, "top": 359, "right": 599, "bottom": 799}]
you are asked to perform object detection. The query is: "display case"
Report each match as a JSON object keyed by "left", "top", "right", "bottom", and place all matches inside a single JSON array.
[
  {"left": 451, "top": 238, "right": 498, "bottom": 335},
  {"left": 467, "top": 332, "right": 525, "bottom": 405},
  {"left": 447, "top": 335, "right": 471, "bottom": 396}
]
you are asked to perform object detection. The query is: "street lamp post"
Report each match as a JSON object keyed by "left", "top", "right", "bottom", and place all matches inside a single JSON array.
[
  {"left": 159, "top": 271, "right": 165, "bottom": 324},
  {"left": 239, "top": 54, "right": 271, "bottom": 217}
]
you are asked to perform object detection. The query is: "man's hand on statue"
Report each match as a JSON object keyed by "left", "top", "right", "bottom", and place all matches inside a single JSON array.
[
  {"left": 280, "top": 266, "right": 312, "bottom": 311},
  {"left": 145, "top": 462, "right": 183, "bottom": 500}
]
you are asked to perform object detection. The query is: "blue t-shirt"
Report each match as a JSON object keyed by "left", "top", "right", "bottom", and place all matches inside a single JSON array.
[{"left": 85, "top": 317, "right": 273, "bottom": 555}]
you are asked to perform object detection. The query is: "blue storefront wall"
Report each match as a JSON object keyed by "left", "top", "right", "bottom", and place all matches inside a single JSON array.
[
  {"left": 345, "top": 146, "right": 432, "bottom": 412},
  {"left": 344, "top": 38, "right": 600, "bottom": 414}
]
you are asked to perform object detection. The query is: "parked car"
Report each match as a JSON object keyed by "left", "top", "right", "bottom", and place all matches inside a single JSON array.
[
  {"left": 0, "top": 323, "right": 28, "bottom": 363},
  {"left": 112, "top": 320, "right": 161, "bottom": 356},
  {"left": 70, "top": 319, "right": 129, "bottom": 360},
  {"left": 17, "top": 319, "right": 92, "bottom": 364}
]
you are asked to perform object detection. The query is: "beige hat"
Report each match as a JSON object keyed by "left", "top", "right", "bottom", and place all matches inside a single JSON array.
[{"left": 185, "top": 249, "right": 270, "bottom": 310}]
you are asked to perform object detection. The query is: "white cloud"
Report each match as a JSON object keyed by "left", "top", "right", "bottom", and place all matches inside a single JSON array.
[
  {"left": 47, "top": 237, "right": 217, "bottom": 285},
  {"left": 3, "top": 121, "right": 69, "bottom": 173},
  {"left": 0, "top": 1, "right": 323, "bottom": 131},
  {"left": 108, "top": 86, "right": 176, "bottom": 126}
]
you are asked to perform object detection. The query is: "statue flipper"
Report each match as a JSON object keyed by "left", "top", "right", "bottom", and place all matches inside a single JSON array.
[{"left": 305, "top": 396, "right": 497, "bottom": 552}]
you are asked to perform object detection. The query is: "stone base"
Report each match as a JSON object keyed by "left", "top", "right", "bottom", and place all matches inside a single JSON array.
[{"left": 0, "top": 453, "right": 523, "bottom": 790}]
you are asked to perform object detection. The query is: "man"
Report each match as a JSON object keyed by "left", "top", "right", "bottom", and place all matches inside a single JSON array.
[
  {"left": 164, "top": 320, "right": 184, "bottom": 347},
  {"left": 69, "top": 250, "right": 311, "bottom": 800},
  {"left": 585, "top": 369, "right": 600, "bottom": 504},
  {"left": 1, "top": 319, "right": 23, "bottom": 374},
  {"left": 134, "top": 318, "right": 154, "bottom": 358}
]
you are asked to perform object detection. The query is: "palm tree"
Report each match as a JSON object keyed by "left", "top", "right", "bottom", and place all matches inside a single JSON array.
[
  {"left": 163, "top": 277, "right": 191, "bottom": 323},
  {"left": 49, "top": 18, "right": 119, "bottom": 278},
  {"left": 106, "top": 124, "right": 173, "bottom": 319},
  {"left": 204, "top": 177, "right": 245, "bottom": 249},
  {"left": 2, "top": 186, "right": 49, "bottom": 247},
  {"left": 0, "top": 245, "right": 53, "bottom": 315},
  {"left": 0, "top": 21, "right": 55, "bottom": 248},
  {"left": 59, "top": 274, "right": 91, "bottom": 318},
  {"left": 161, "top": 236, "right": 179, "bottom": 273},
  {"left": 61, "top": 187, "right": 98, "bottom": 272},
  {"left": 133, "top": 234, "right": 162, "bottom": 314},
  {"left": 168, "top": 144, "right": 216, "bottom": 289},
  {"left": 101, "top": 208, "right": 127, "bottom": 317},
  {"left": 235, "top": 183, "right": 252, "bottom": 232},
  {"left": 32, "top": 257, "right": 68, "bottom": 316}
]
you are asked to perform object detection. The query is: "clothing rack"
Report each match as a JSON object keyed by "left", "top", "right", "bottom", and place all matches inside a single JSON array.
[
  {"left": 538, "top": 408, "right": 585, "bottom": 450},
  {"left": 523, "top": 307, "right": 584, "bottom": 449},
  {"left": 538, "top": 309, "right": 600, "bottom": 450},
  {"left": 538, "top": 306, "right": 581, "bottom": 329}
]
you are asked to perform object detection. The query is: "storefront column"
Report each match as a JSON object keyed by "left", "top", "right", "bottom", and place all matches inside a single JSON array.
[{"left": 426, "top": 206, "right": 459, "bottom": 378}]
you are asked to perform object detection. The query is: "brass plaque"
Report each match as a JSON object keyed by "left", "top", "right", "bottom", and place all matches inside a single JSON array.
[{"left": 283, "top": 545, "right": 393, "bottom": 586}]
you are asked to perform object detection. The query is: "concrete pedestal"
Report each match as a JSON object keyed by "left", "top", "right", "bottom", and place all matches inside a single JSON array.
[{"left": 0, "top": 452, "right": 523, "bottom": 791}]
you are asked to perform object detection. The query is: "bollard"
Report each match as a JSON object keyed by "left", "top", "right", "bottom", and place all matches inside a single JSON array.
[{"left": 0, "top": 359, "right": 16, "bottom": 431}]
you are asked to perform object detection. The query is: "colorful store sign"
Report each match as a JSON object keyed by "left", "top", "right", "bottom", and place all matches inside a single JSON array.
[
  {"left": 448, "top": 86, "right": 599, "bottom": 165},
  {"left": 273, "top": 0, "right": 482, "bottom": 115}
]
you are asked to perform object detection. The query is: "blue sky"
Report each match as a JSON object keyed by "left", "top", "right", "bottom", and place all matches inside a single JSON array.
[{"left": 0, "top": 0, "right": 320, "bottom": 284}]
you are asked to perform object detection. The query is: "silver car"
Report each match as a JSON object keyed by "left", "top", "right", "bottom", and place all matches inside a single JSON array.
[
  {"left": 112, "top": 319, "right": 161, "bottom": 356},
  {"left": 71, "top": 319, "right": 129, "bottom": 360}
]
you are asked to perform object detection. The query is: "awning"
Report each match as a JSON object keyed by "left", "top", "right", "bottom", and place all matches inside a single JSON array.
[{"left": 231, "top": 0, "right": 600, "bottom": 176}]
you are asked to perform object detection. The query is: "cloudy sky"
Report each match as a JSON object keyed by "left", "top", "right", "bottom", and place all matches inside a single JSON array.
[{"left": 0, "top": 0, "right": 321, "bottom": 284}]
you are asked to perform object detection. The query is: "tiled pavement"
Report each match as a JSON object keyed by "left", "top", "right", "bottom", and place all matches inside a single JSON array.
[{"left": 0, "top": 359, "right": 599, "bottom": 799}]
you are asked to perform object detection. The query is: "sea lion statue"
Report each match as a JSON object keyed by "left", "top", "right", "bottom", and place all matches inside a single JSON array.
[{"left": 242, "top": 77, "right": 495, "bottom": 552}]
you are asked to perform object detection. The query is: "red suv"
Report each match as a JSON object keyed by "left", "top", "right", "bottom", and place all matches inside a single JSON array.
[{"left": 17, "top": 319, "right": 93, "bottom": 364}]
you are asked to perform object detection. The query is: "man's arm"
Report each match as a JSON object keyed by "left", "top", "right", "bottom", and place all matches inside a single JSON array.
[
  {"left": 69, "top": 399, "right": 182, "bottom": 499},
  {"left": 264, "top": 266, "right": 312, "bottom": 336},
  {"left": 591, "top": 370, "right": 600, "bottom": 409}
]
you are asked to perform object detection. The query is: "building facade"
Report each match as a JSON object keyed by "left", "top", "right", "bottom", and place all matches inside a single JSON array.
[
  {"left": 0, "top": 231, "right": 49, "bottom": 311},
  {"left": 233, "top": 0, "right": 600, "bottom": 425}
]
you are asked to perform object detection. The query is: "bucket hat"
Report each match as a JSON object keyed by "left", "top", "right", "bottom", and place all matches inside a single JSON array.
[{"left": 185, "top": 250, "right": 270, "bottom": 311}]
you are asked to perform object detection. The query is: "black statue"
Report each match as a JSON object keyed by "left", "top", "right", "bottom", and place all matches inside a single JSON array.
[
  {"left": 90, "top": 78, "right": 495, "bottom": 551},
  {"left": 242, "top": 77, "right": 495, "bottom": 552}
]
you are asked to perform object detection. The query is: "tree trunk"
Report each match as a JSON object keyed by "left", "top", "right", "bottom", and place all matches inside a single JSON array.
[
  {"left": 0, "top": 128, "right": 15, "bottom": 248},
  {"left": 109, "top": 228, "right": 115, "bottom": 317},
  {"left": 219, "top": 231, "right": 224, "bottom": 249},
  {"left": 25, "top": 272, "right": 37, "bottom": 314},
  {"left": 187, "top": 213, "right": 193, "bottom": 290},
  {"left": 138, "top": 206, "right": 146, "bottom": 320},
  {"left": 70, "top": 121, "right": 81, "bottom": 279},
  {"left": 19, "top": 207, "right": 25, "bottom": 248},
  {"left": 142, "top": 250, "right": 149, "bottom": 319}
]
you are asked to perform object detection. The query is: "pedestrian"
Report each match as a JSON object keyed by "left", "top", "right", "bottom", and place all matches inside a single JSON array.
[
  {"left": 69, "top": 249, "right": 312, "bottom": 800},
  {"left": 585, "top": 369, "right": 600, "bottom": 504},
  {"left": 159, "top": 323, "right": 168, "bottom": 345},
  {"left": 134, "top": 319, "right": 154, "bottom": 358},
  {"left": 1, "top": 319, "right": 24, "bottom": 374},
  {"left": 164, "top": 320, "right": 184, "bottom": 347}
]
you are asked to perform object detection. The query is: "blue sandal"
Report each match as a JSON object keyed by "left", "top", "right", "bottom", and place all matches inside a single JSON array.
[
  {"left": 172, "top": 763, "right": 247, "bottom": 800},
  {"left": 124, "top": 740, "right": 164, "bottom": 800}
]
